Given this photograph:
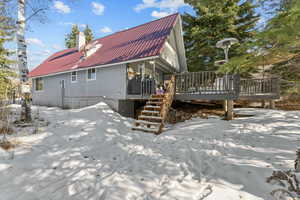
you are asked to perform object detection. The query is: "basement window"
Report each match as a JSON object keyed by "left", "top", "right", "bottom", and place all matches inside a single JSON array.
[
  {"left": 71, "top": 71, "right": 77, "bottom": 83},
  {"left": 87, "top": 68, "right": 96, "bottom": 81},
  {"left": 35, "top": 78, "right": 44, "bottom": 91}
]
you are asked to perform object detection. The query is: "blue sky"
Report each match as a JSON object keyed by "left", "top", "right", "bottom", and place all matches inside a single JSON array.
[{"left": 24, "top": 0, "right": 193, "bottom": 70}]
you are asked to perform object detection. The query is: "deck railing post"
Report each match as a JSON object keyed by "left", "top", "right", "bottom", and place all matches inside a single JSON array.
[{"left": 141, "top": 80, "right": 143, "bottom": 96}]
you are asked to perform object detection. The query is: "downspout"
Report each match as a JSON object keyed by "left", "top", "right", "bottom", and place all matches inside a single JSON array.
[{"left": 125, "top": 64, "right": 128, "bottom": 99}]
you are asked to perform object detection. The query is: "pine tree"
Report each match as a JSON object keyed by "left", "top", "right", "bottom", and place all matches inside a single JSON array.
[
  {"left": 220, "top": 0, "right": 300, "bottom": 77},
  {"left": 183, "top": 0, "right": 259, "bottom": 71},
  {"left": 65, "top": 24, "right": 94, "bottom": 48},
  {"left": 0, "top": 0, "right": 15, "bottom": 68},
  {"left": 257, "top": 0, "right": 300, "bottom": 80},
  {"left": 65, "top": 24, "right": 80, "bottom": 48},
  {"left": 0, "top": 1, "right": 16, "bottom": 101},
  {"left": 84, "top": 25, "right": 94, "bottom": 43}
]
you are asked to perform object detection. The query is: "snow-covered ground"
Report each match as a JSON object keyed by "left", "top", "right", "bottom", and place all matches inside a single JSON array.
[{"left": 1, "top": 103, "right": 300, "bottom": 200}]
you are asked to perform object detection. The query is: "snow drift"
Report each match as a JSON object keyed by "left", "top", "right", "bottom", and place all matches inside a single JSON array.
[{"left": 0, "top": 102, "right": 300, "bottom": 200}]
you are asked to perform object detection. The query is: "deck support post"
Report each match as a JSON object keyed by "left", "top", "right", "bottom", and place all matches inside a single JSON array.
[
  {"left": 226, "top": 100, "right": 234, "bottom": 120},
  {"left": 261, "top": 100, "right": 266, "bottom": 108},
  {"left": 223, "top": 100, "right": 228, "bottom": 113},
  {"left": 269, "top": 100, "right": 275, "bottom": 109}
]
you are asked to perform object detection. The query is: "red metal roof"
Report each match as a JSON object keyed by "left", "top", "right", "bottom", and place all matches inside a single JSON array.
[{"left": 29, "top": 13, "right": 179, "bottom": 78}]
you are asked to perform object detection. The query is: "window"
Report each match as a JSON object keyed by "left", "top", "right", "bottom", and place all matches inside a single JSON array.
[
  {"left": 35, "top": 78, "right": 44, "bottom": 91},
  {"left": 162, "top": 41, "right": 180, "bottom": 70},
  {"left": 71, "top": 71, "right": 77, "bottom": 82},
  {"left": 87, "top": 68, "right": 96, "bottom": 80}
]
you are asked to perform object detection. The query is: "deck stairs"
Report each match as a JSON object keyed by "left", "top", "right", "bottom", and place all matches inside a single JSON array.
[{"left": 132, "top": 76, "right": 175, "bottom": 134}]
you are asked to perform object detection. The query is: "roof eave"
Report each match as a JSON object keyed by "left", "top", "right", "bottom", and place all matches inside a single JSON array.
[{"left": 29, "top": 55, "right": 160, "bottom": 79}]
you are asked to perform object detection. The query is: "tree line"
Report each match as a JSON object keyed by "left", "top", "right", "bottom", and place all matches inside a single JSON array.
[{"left": 183, "top": 0, "right": 300, "bottom": 80}]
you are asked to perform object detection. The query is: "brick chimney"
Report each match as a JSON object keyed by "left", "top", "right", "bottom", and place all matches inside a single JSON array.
[{"left": 76, "top": 32, "right": 86, "bottom": 51}]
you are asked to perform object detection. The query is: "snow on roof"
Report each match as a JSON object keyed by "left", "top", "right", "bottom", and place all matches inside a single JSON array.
[{"left": 29, "top": 13, "right": 179, "bottom": 78}]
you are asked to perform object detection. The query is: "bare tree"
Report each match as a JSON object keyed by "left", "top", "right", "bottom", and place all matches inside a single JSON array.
[
  {"left": 16, "top": 0, "right": 54, "bottom": 122},
  {"left": 17, "top": 0, "right": 31, "bottom": 122},
  {"left": 267, "top": 149, "right": 300, "bottom": 199}
]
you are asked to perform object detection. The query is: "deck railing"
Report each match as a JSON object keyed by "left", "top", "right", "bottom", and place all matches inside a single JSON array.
[
  {"left": 174, "top": 72, "right": 280, "bottom": 100},
  {"left": 175, "top": 72, "right": 240, "bottom": 97},
  {"left": 127, "top": 78, "right": 156, "bottom": 96},
  {"left": 141, "top": 79, "right": 156, "bottom": 96},
  {"left": 127, "top": 71, "right": 280, "bottom": 100},
  {"left": 239, "top": 78, "right": 280, "bottom": 98}
]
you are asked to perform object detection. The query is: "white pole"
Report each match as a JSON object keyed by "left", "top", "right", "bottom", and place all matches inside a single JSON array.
[{"left": 224, "top": 46, "right": 229, "bottom": 62}]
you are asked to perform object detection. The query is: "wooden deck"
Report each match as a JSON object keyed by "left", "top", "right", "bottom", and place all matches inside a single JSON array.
[
  {"left": 127, "top": 71, "right": 280, "bottom": 101},
  {"left": 174, "top": 72, "right": 280, "bottom": 101},
  {"left": 131, "top": 73, "right": 280, "bottom": 134}
]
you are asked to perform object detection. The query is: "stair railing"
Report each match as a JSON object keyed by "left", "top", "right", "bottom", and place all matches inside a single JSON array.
[{"left": 159, "top": 75, "right": 176, "bottom": 132}]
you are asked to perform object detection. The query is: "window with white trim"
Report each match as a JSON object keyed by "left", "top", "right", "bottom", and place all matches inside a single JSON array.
[
  {"left": 35, "top": 78, "right": 44, "bottom": 91},
  {"left": 87, "top": 68, "right": 96, "bottom": 80},
  {"left": 71, "top": 71, "right": 77, "bottom": 82}
]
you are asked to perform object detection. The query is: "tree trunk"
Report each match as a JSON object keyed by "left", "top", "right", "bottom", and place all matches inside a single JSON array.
[{"left": 17, "top": 0, "right": 31, "bottom": 122}]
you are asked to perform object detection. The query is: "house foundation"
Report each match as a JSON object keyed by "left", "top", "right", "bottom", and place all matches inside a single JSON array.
[{"left": 118, "top": 100, "right": 135, "bottom": 118}]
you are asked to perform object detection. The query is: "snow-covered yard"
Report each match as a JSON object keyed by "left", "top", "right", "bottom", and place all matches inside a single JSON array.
[{"left": 1, "top": 103, "right": 300, "bottom": 200}]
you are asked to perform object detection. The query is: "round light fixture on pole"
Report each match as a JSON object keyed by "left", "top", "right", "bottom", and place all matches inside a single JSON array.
[{"left": 216, "top": 38, "right": 239, "bottom": 62}]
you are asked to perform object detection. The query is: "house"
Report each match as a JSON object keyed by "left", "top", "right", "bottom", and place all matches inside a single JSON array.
[
  {"left": 29, "top": 13, "right": 187, "bottom": 117},
  {"left": 29, "top": 13, "right": 280, "bottom": 125}
]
